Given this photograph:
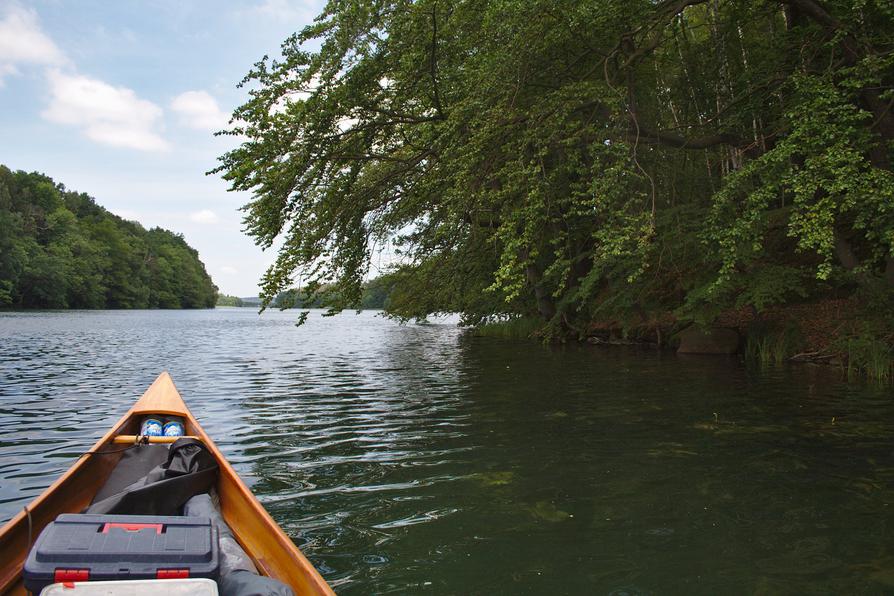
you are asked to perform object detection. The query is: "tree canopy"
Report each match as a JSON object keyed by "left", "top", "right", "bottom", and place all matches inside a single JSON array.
[
  {"left": 216, "top": 0, "right": 894, "bottom": 334},
  {"left": 0, "top": 166, "right": 218, "bottom": 309}
]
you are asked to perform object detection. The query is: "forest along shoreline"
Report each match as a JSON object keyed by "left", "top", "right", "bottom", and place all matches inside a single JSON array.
[
  {"left": 0, "top": 166, "right": 217, "bottom": 310},
  {"left": 1, "top": 159, "right": 888, "bottom": 381},
  {"left": 5, "top": 3, "right": 894, "bottom": 383},
  {"left": 471, "top": 296, "right": 891, "bottom": 382},
  {"left": 211, "top": 2, "right": 894, "bottom": 383}
]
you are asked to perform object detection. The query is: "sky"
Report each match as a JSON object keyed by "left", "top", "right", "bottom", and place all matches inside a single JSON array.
[{"left": 0, "top": 0, "right": 325, "bottom": 296}]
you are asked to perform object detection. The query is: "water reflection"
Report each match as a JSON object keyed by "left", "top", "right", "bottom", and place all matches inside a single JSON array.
[{"left": 1, "top": 310, "right": 893, "bottom": 594}]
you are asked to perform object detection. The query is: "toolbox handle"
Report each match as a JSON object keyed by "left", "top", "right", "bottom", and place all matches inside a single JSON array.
[{"left": 102, "top": 522, "right": 164, "bottom": 534}]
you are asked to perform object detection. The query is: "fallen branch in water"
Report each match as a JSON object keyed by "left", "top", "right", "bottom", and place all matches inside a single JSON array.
[{"left": 789, "top": 351, "right": 837, "bottom": 362}]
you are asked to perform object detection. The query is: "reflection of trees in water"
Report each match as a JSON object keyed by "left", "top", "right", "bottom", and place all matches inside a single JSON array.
[
  {"left": 220, "top": 314, "right": 894, "bottom": 594},
  {"left": 437, "top": 337, "right": 894, "bottom": 594}
]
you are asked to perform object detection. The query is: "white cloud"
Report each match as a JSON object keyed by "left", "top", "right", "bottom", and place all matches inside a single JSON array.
[
  {"left": 0, "top": 3, "right": 67, "bottom": 85},
  {"left": 0, "top": 62, "right": 16, "bottom": 80},
  {"left": 42, "top": 70, "right": 168, "bottom": 151},
  {"left": 170, "top": 90, "right": 229, "bottom": 131},
  {"left": 0, "top": 5, "right": 167, "bottom": 151},
  {"left": 189, "top": 209, "right": 219, "bottom": 224},
  {"left": 220, "top": 265, "right": 238, "bottom": 275}
]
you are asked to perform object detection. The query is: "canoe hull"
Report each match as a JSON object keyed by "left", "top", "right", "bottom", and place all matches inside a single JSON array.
[{"left": 0, "top": 372, "right": 334, "bottom": 596}]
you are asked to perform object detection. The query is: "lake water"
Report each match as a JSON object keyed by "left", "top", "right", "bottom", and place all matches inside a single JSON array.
[{"left": 1, "top": 309, "right": 893, "bottom": 594}]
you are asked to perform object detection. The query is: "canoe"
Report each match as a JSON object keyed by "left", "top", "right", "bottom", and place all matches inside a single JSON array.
[{"left": 0, "top": 372, "right": 335, "bottom": 595}]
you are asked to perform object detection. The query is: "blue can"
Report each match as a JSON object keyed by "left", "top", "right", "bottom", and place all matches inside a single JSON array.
[
  {"left": 163, "top": 420, "right": 185, "bottom": 437},
  {"left": 141, "top": 418, "right": 163, "bottom": 437}
]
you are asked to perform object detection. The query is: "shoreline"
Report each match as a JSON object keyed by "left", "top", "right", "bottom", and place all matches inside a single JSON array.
[{"left": 474, "top": 297, "right": 893, "bottom": 383}]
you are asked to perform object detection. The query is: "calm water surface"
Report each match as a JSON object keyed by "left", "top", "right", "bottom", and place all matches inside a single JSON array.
[{"left": 1, "top": 309, "right": 893, "bottom": 594}]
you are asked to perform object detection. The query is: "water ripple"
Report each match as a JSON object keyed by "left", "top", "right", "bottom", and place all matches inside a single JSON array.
[{"left": 2, "top": 309, "right": 894, "bottom": 594}]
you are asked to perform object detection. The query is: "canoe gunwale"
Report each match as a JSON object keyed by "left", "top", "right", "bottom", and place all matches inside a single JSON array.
[
  {"left": 0, "top": 372, "right": 334, "bottom": 596},
  {"left": 0, "top": 408, "right": 131, "bottom": 594}
]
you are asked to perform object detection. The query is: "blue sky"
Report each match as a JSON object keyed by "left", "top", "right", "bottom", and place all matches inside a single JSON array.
[{"left": 0, "top": 0, "right": 324, "bottom": 296}]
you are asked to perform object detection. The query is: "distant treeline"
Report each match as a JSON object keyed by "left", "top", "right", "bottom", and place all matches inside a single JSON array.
[
  {"left": 217, "top": 294, "right": 246, "bottom": 307},
  {"left": 217, "top": 274, "right": 394, "bottom": 310},
  {"left": 0, "top": 166, "right": 217, "bottom": 309}
]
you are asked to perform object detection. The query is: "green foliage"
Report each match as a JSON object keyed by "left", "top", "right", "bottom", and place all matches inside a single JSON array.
[
  {"left": 0, "top": 166, "right": 218, "bottom": 309},
  {"left": 745, "top": 322, "right": 805, "bottom": 365},
  {"left": 472, "top": 316, "right": 544, "bottom": 339},
  {"left": 217, "top": 294, "right": 245, "bottom": 307},
  {"left": 272, "top": 288, "right": 305, "bottom": 309},
  {"left": 265, "top": 274, "right": 395, "bottom": 310},
  {"left": 360, "top": 273, "right": 396, "bottom": 309},
  {"left": 216, "top": 0, "right": 894, "bottom": 343},
  {"left": 708, "top": 70, "right": 894, "bottom": 290},
  {"left": 841, "top": 333, "right": 894, "bottom": 383},
  {"left": 835, "top": 285, "right": 894, "bottom": 382}
]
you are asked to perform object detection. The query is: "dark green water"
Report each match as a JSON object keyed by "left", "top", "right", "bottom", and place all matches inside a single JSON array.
[{"left": 1, "top": 309, "right": 893, "bottom": 594}]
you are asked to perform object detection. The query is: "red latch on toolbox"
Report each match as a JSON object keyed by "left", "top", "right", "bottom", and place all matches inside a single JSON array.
[
  {"left": 102, "top": 522, "right": 164, "bottom": 534},
  {"left": 54, "top": 569, "right": 89, "bottom": 582},
  {"left": 157, "top": 569, "right": 190, "bottom": 579}
]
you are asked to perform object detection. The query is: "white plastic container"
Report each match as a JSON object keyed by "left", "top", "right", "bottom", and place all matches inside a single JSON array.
[{"left": 40, "top": 579, "right": 218, "bottom": 595}]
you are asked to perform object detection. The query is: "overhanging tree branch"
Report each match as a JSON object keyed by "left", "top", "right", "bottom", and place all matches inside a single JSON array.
[
  {"left": 430, "top": 3, "right": 445, "bottom": 118},
  {"left": 636, "top": 125, "right": 748, "bottom": 150}
]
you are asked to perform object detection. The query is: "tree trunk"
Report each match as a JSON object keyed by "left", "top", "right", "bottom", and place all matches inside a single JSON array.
[
  {"left": 519, "top": 247, "right": 556, "bottom": 321},
  {"left": 526, "top": 268, "right": 556, "bottom": 321},
  {"left": 834, "top": 233, "right": 860, "bottom": 271}
]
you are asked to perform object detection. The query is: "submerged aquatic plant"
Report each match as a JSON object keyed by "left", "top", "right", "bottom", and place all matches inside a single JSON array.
[
  {"left": 472, "top": 317, "right": 544, "bottom": 339},
  {"left": 745, "top": 322, "right": 804, "bottom": 365},
  {"left": 844, "top": 335, "right": 894, "bottom": 383}
]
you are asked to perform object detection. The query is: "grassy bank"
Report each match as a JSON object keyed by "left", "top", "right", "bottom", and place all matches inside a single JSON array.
[
  {"left": 471, "top": 298, "right": 894, "bottom": 384},
  {"left": 471, "top": 317, "right": 544, "bottom": 339}
]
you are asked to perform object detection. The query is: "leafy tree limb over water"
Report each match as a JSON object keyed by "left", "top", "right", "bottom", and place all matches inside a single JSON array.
[
  {"left": 0, "top": 166, "right": 218, "bottom": 309},
  {"left": 216, "top": 0, "right": 894, "bottom": 337}
]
